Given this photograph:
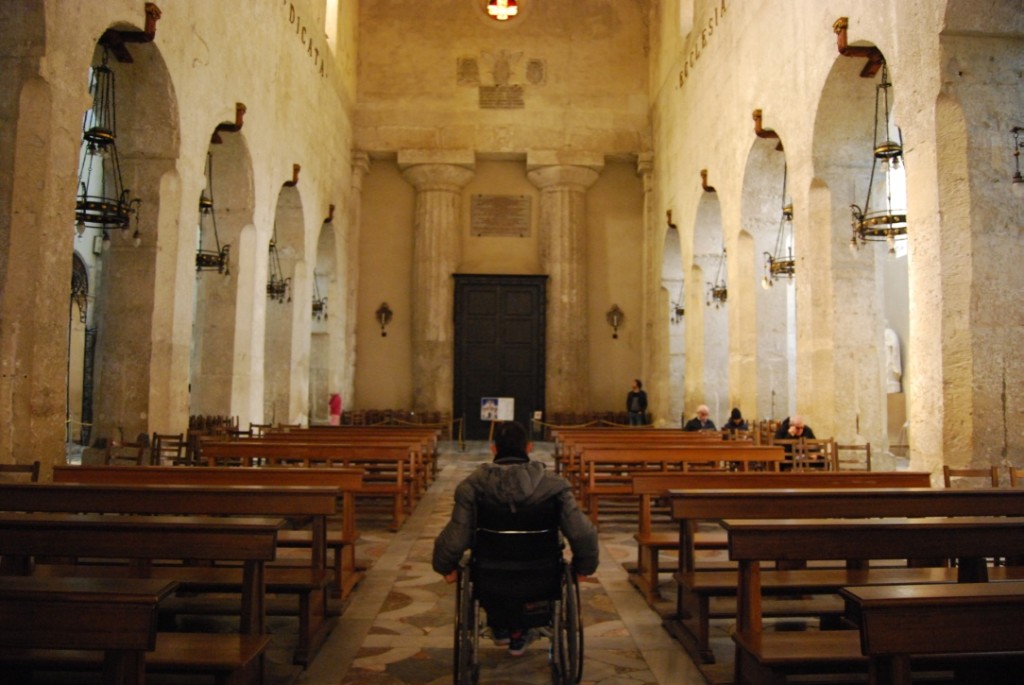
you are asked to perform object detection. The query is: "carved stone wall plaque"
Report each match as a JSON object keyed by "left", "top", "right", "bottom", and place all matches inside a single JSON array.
[
  {"left": 479, "top": 85, "right": 524, "bottom": 109},
  {"left": 471, "top": 194, "right": 531, "bottom": 237}
]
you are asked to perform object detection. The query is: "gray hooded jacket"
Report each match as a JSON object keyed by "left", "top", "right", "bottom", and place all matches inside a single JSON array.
[{"left": 432, "top": 459, "right": 599, "bottom": 576}]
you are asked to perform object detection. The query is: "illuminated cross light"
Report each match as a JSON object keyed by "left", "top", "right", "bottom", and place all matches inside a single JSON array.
[{"left": 487, "top": 0, "right": 519, "bottom": 21}]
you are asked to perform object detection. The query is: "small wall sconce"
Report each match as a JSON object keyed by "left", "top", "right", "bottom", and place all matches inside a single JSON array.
[
  {"left": 606, "top": 305, "right": 624, "bottom": 339},
  {"left": 375, "top": 302, "right": 393, "bottom": 337}
]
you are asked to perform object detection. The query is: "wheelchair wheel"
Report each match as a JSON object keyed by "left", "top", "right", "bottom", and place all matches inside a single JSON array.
[
  {"left": 552, "top": 563, "right": 584, "bottom": 684},
  {"left": 454, "top": 567, "right": 480, "bottom": 685}
]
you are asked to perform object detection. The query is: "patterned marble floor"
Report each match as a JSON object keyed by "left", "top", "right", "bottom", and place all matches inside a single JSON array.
[{"left": 295, "top": 440, "right": 711, "bottom": 685}]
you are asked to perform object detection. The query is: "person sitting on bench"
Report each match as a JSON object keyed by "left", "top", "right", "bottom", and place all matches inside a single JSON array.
[
  {"left": 432, "top": 421, "right": 599, "bottom": 656},
  {"left": 775, "top": 415, "right": 816, "bottom": 440}
]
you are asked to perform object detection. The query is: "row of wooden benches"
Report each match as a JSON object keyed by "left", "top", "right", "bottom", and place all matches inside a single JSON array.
[
  {"left": 626, "top": 476, "right": 1024, "bottom": 684},
  {"left": 0, "top": 426, "right": 442, "bottom": 684}
]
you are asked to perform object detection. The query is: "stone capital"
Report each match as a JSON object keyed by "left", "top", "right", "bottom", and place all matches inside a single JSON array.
[
  {"left": 351, "top": 151, "right": 370, "bottom": 177},
  {"left": 402, "top": 164, "right": 476, "bottom": 192},
  {"left": 526, "top": 164, "right": 600, "bottom": 191}
]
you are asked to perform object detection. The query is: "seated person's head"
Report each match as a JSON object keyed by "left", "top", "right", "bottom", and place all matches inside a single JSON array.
[
  {"left": 788, "top": 415, "right": 806, "bottom": 436},
  {"left": 696, "top": 405, "right": 710, "bottom": 421},
  {"left": 492, "top": 421, "right": 531, "bottom": 462},
  {"left": 730, "top": 407, "right": 743, "bottom": 423}
]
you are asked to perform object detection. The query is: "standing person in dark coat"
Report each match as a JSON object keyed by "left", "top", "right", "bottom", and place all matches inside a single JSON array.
[{"left": 626, "top": 379, "right": 648, "bottom": 426}]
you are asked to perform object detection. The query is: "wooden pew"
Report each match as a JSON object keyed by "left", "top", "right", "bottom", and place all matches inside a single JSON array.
[
  {"left": 552, "top": 428, "right": 727, "bottom": 474},
  {"left": 0, "top": 512, "right": 278, "bottom": 684},
  {"left": 199, "top": 441, "right": 418, "bottom": 529},
  {"left": 578, "top": 446, "right": 785, "bottom": 525},
  {"left": 257, "top": 427, "right": 441, "bottom": 481},
  {"left": 0, "top": 576, "right": 177, "bottom": 685},
  {"left": 771, "top": 437, "right": 836, "bottom": 470},
  {"left": 840, "top": 581, "right": 1024, "bottom": 685},
  {"left": 52, "top": 464, "right": 364, "bottom": 600},
  {"left": 37, "top": 472, "right": 354, "bottom": 666},
  {"left": 628, "top": 470, "right": 933, "bottom": 606},
  {"left": 725, "top": 516, "right": 1024, "bottom": 685},
  {"left": 665, "top": 487, "right": 1024, "bottom": 664}
]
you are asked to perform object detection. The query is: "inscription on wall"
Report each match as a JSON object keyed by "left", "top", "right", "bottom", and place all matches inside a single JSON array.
[
  {"left": 458, "top": 49, "right": 545, "bottom": 109},
  {"left": 281, "top": 1, "right": 329, "bottom": 78},
  {"left": 471, "top": 195, "right": 532, "bottom": 237},
  {"left": 677, "top": 0, "right": 728, "bottom": 89},
  {"left": 480, "top": 85, "right": 524, "bottom": 109}
]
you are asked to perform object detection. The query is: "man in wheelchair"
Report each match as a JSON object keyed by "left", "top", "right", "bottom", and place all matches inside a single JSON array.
[{"left": 433, "top": 421, "right": 599, "bottom": 657}]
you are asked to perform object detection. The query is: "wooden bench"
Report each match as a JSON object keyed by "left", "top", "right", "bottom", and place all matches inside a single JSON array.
[
  {"left": 628, "top": 471, "right": 934, "bottom": 607},
  {"left": 578, "top": 446, "right": 785, "bottom": 525},
  {"left": 725, "top": 516, "right": 1024, "bottom": 685},
  {"left": 34, "top": 473, "right": 353, "bottom": 666},
  {"left": 840, "top": 581, "right": 1024, "bottom": 685},
  {"left": 0, "top": 512, "right": 279, "bottom": 684},
  {"left": 52, "top": 464, "right": 364, "bottom": 600},
  {"left": 200, "top": 441, "right": 419, "bottom": 529},
  {"left": 261, "top": 426, "right": 441, "bottom": 479},
  {"left": 0, "top": 460, "right": 41, "bottom": 481},
  {"left": 771, "top": 437, "right": 836, "bottom": 469},
  {"left": 664, "top": 487, "right": 1024, "bottom": 664},
  {"left": 552, "top": 428, "right": 729, "bottom": 475},
  {"left": 0, "top": 576, "right": 177, "bottom": 685}
]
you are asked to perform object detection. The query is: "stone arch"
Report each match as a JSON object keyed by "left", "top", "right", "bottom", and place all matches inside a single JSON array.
[
  {"left": 309, "top": 219, "right": 339, "bottom": 424},
  {"left": 264, "top": 184, "right": 305, "bottom": 424},
  {"left": 661, "top": 224, "right": 685, "bottom": 423},
  {"left": 740, "top": 136, "right": 793, "bottom": 420},
  {"left": 86, "top": 33, "right": 180, "bottom": 443},
  {"left": 190, "top": 129, "right": 255, "bottom": 417},
  {"left": 686, "top": 191, "right": 727, "bottom": 421},
  {"left": 809, "top": 45, "right": 894, "bottom": 447}
]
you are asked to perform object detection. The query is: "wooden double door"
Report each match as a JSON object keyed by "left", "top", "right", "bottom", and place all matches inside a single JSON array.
[{"left": 453, "top": 275, "right": 546, "bottom": 440}]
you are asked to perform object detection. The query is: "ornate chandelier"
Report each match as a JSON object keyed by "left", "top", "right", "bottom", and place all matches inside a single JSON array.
[
  {"left": 312, "top": 272, "right": 327, "bottom": 320},
  {"left": 266, "top": 225, "right": 290, "bottom": 303},
  {"left": 762, "top": 164, "right": 795, "bottom": 289},
  {"left": 195, "top": 152, "right": 230, "bottom": 275},
  {"left": 75, "top": 47, "right": 141, "bottom": 249},
  {"left": 850, "top": 61, "right": 906, "bottom": 255},
  {"left": 706, "top": 246, "right": 727, "bottom": 308}
]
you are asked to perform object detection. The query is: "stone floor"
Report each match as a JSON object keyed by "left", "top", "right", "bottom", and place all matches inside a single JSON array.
[{"left": 294, "top": 440, "right": 711, "bottom": 685}]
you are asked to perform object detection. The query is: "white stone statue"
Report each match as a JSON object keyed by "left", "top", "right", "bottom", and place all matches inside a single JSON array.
[{"left": 885, "top": 327, "right": 902, "bottom": 393}]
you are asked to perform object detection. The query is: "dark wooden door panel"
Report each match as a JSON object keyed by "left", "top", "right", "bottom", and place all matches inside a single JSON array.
[{"left": 454, "top": 275, "right": 546, "bottom": 440}]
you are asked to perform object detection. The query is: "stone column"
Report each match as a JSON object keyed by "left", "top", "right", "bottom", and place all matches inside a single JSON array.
[
  {"left": 340, "top": 152, "right": 370, "bottom": 407},
  {"left": 636, "top": 154, "right": 667, "bottom": 424},
  {"left": 527, "top": 162, "right": 600, "bottom": 414},
  {"left": 400, "top": 156, "right": 475, "bottom": 414}
]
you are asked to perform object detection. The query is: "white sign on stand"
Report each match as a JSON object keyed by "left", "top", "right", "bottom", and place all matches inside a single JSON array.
[{"left": 481, "top": 397, "right": 515, "bottom": 422}]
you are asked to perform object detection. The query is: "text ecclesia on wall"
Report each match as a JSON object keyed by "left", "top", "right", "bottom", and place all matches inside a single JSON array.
[{"left": 678, "top": 0, "right": 727, "bottom": 89}]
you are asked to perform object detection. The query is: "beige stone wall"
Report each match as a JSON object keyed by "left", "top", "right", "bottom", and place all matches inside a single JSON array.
[
  {"left": 356, "top": 1, "right": 649, "bottom": 156},
  {"left": 2, "top": 0, "right": 1021, "bottom": 478},
  {"left": 353, "top": 0, "right": 652, "bottom": 415},
  {"left": 354, "top": 157, "right": 645, "bottom": 413},
  {"left": 648, "top": 0, "right": 1024, "bottom": 471},
  {"left": 0, "top": 0, "right": 358, "bottom": 469}
]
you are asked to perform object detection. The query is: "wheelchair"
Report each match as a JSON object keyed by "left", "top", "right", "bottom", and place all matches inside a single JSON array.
[{"left": 452, "top": 499, "right": 584, "bottom": 684}]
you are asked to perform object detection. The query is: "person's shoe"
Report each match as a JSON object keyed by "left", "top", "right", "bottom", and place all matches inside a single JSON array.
[
  {"left": 507, "top": 630, "right": 526, "bottom": 657},
  {"left": 491, "top": 628, "right": 510, "bottom": 646}
]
